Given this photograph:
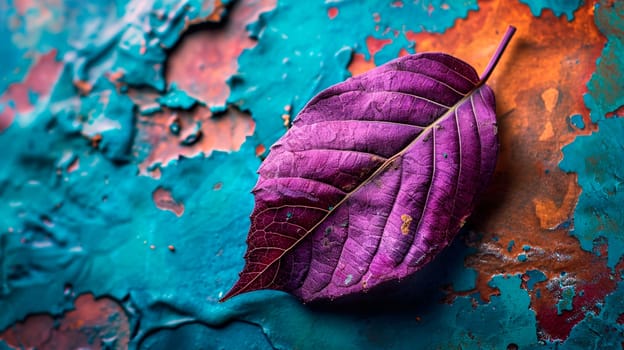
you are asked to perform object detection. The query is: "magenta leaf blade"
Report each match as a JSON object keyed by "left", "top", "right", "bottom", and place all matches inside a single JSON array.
[{"left": 222, "top": 27, "right": 515, "bottom": 302}]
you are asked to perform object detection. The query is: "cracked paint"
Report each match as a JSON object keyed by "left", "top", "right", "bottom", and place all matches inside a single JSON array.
[{"left": 1, "top": 0, "right": 624, "bottom": 349}]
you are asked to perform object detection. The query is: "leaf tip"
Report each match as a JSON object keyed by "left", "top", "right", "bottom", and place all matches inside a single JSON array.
[
  {"left": 219, "top": 278, "right": 248, "bottom": 302},
  {"left": 219, "top": 287, "right": 240, "bottom": 303}
]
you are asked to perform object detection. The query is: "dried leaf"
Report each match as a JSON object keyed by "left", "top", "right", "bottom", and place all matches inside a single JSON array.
[{"left": 222, "top": 26, "right": 516, "bottom": 302}]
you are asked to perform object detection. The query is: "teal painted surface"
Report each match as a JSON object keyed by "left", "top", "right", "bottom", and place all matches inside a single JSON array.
[
  {"left": 0, "top": 0, "right": 122, "bottom": 93},
  {"left": 0, "top": 0, "right": 229, "bottom": 94},
  {"left": 1, "top": 0, "right": 624, "bottom": 349},
  {"left": 569, "top": 114, "right": 585, "bottom": 129},
  {"left": 525, "top": 270, "right": 547, "bottom": 291},
  {"left": 557, "top": 286, "right": 575, "bottom": 315},
  {"left": 583, "top": 1, "right": 624, "bottom": 123},
  {"left": 247, "top": 274, "right": 537, "bottom": 350},
  {"left": 507, "top": 239, "right": 515, "bottom": 252},
  {"left": 140, "top": 322, "right": 273, "bottom": 350},
  {"left": 560, "top": 118, "right": 624, "bottom": 268},
  {"left": 157, "top": 83, "right": 200, "bottom": 109},
  {"left": 554, "top": 0, "right": 624, "bottom": 346},
  {"left": 519, "top": 0, "right": 584, "bottom": 20},
  {"left": 559, "top": 2, "right": 624, "bottom": 268},
  {"left": 0, "top": 92, "right": 260, "bottom": 330}
]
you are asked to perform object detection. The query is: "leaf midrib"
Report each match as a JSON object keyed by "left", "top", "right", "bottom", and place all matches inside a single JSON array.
[{"left": 239, "top": 82, "right": 486, "bottom": 295}]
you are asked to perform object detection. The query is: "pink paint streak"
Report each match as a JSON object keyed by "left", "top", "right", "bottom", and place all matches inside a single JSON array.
[
  {"left": 153, "top": 187, "right": 185, "bottom": 217},
  {"left": 0, "top": 50, "right": 63, "bottom": 132}
]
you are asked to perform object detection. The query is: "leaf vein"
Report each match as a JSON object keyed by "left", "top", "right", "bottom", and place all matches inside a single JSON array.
[
  {"left": 254, "top": 204, "right": 329, "bottom": 219},
  {"left": 389, "top": 67, "right": 469, "bottom": 96},
  {"left": 358, "top": 156, "right": 404, "bottom": 282},
  {"left": 407, "top": 128, "right": 437, "bottom": 257},
  {"left": 417, "top": 56, "right": 479, "bottom": 85},
  {"left": 305, "top": 119, "right": 428, "bottom": 129},
  {"left": 273, "top": 176, "right": 347, "bottom": 195},
  {"left": 292, "top": 148, "right": 389, "bottom": 162}
]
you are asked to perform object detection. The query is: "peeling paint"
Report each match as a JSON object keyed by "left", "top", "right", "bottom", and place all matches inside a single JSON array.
[
  {"left": 519, "top": 0, "right": 584, "bottom": 21},
  {"left": 1, "top": 0, "right": 624, "bottom": 349}
]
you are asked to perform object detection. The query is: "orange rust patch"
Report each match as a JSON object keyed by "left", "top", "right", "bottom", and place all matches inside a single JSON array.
[
  {"left": 255, "top": 143, "right": 267, "bottom": 157},
  {"left": 203, "top": 0, "right": 226, "bottom": 23},
  {"left": 533, "top": 175, "right": 579, "bottom": 230},
  {"left": 541, "top": 87, "right": 560, "bottom": 113},
  {"left": 348, "top": 37, "right": 393, "bottom": 76},
  {"left": 167, "top": 0, "right": 277, "bottom": 107},
  {"left": 366, "top": 36, "right": 393, "bottom": 57},
  {"left": 152, "top": 187, "right": 185, "bottom": 217},
  {"left": 73, "top": 80, "right": 93, "bottom": 95},
  {"left": 0, "top": 294, "right": 129, "bottom": 349},
  {"left": 606, "top": 105, "right": 624, "bottom": 118},
  {"left": 90, "top": 133, "right": 102, "bottom": 148},
  {"left": 327, "top": 7, "right": 338, "bottom": 19},
  {"left": 137, "top": 106, "right": 255, "bottom": 174},
  {"left": 134, "top": 0, "right": 270, "bottom": 173},
  {"left": 349, "top": 53, "right": 377, "bottom": 76},
  {"left": 538, "top": 119, "right": 554, "bottom": 140},
  {"left": 400, "top": 214, "right": 412, "bottom": 235}
]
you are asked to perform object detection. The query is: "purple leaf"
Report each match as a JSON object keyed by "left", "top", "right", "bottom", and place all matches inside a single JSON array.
[{"left": 222, "top": 26, "right": 516, "bottom": 302}]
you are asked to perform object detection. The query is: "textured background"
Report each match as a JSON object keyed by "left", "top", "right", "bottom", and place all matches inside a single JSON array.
[{"left": 1, "top": 0, "right": 623, "bottom": 349}]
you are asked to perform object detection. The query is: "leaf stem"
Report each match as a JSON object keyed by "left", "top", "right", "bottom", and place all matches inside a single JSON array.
[{"left": 478, "top": 25, "right": 516, "bottom": 84}]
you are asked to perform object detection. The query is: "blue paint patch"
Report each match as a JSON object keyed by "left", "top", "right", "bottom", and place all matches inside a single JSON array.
[
  {"left": 560, "top": 118, "right": 624, "bottom": 268},
  {"left": 27, "top": 89, "right": 39, "bottom": 106},
  {"left": 156, "top": 83, "right": 199, "bottom": 110},
  {"left": 569, "top": 114, "right": 585, "bottom": 129},
  {"left": 559, "top": 1, "right": 624, "bottom": 269},
  {"left": 139, "top": 103, "right": 163, "bottom": 116},
  {"left": 557, "top": 286, "right": 575, "bottom": 315},
  {"left": 518, "top": 254, "right": 528, "bottom": 262},
  {"left": 525, "top": 270, "right": 547, "bottom": 291},
  {"left": 556, "top": 0, "right": 624, "bottom": 318},
  {"left": 584, "top": 1, "right": 624, "bottom": 123},
  {"left": 523, "top": 245, "right": 531, "bottom": 252},
  {"left": 507, "top": 240, "right": 515, "bottom": 252},
  {"left": 139, "top": 321, "right": 273, "bottom": 350},
  {"left": 169, "top": 119, "right": 181, "bottom": 136},
  {"left": 519, "top": 0, "right": 584, "bottom": 21}
]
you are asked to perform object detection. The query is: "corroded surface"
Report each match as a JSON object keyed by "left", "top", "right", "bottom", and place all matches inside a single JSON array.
[{"left": 1, "top": 0, "right": 623, "bottom": 349}]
